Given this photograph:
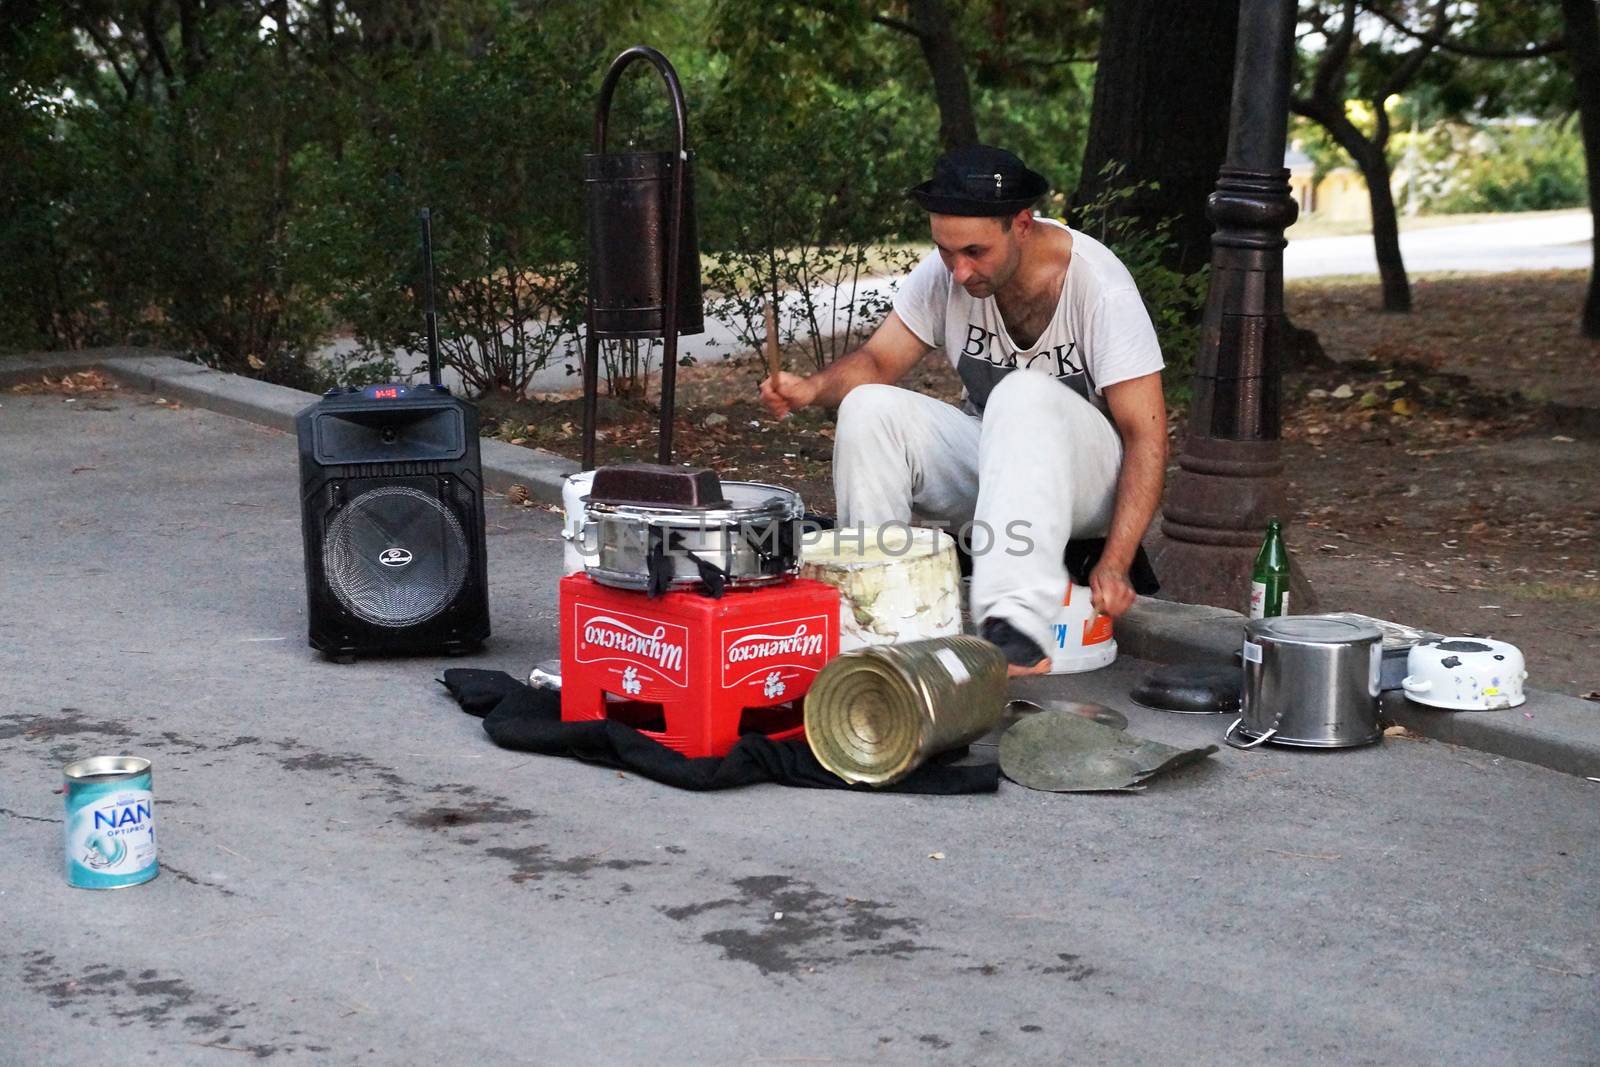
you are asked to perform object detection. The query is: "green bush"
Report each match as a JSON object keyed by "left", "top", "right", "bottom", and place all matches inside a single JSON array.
[
  {"left": 293, "top": 20, "right": 600, "bottom": 397},
  {"left": 1420, "top": 117, "right": 1587, "bottom": 215},
  {"left": 1, "top": 11, "right": 337, "bottom": 372},
  {"left": 0, "top": 86, "right": 100, "bottom": 351}
]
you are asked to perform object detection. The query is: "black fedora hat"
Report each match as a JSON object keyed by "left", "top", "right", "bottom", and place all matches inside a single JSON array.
[{"left": 907, "top": 144, "right": 1049, "bottom": 217}]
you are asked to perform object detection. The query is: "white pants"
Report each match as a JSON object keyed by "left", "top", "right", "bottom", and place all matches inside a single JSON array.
[{"left": 832, "top": 375, "right": 1123, "bottom": 656}]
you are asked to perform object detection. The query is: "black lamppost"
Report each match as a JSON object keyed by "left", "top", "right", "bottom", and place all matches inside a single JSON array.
[{"left": 1152, "top": 0, "right": 1316, "bottom": 611}]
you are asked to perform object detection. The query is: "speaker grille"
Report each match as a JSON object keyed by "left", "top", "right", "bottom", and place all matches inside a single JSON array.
[{"left": 323, "top": 485, "right": 470, "bottom": 627}]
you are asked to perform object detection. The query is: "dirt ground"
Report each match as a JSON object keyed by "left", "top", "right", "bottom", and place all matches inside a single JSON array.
[
  {"left": 472, "top": 270, "right": 1598, "bottom": 698},
  {"left": 1283, "top": 272, "right": 1599, "bottom": 698}
]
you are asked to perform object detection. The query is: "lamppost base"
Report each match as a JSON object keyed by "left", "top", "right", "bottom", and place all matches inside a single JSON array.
[
  {"left": 1151, "top": 437, "right": 1318, "bottom": 613},
  {"left": 1147, "top": 524, "right": 1317, "bottom": 616}
]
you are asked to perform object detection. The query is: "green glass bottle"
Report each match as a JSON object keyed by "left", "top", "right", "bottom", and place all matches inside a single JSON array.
[{"left": 1249, "top": 518, "right": 1290, "bottom": 619}]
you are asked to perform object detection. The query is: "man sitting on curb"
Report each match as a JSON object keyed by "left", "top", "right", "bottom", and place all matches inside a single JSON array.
[{"left": 760, "top": 144, "right": 1168, "bottom": 676}]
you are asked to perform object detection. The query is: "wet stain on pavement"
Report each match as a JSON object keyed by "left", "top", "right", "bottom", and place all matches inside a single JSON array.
[
  {"left": 425, "top": 783, "right": 481, "bottom": 797},
  {"left": 278, "top": 750, "right": 406, "bottom": 783},
  {"left": 918, "top": 1034, "right": 952, "bottom": 1049},
  {"left": 275, "top": 748, "right": 411, "bottom": 801},
  {"left": 659, "top": 898, "right": 741, "bottom": 922},
  {"left": 0, "top": 708, "right": 135, "bottom": 742},
  {"left": 1037, "top": 953, "right": 1095, "bottom": 981},
  {"left": 957, "top": 954, "right": 1096, "bottom": 982},
  {"left": 17, "top": 950, "right": 315, "bottom": 1056},
  {"left": 402, "top": 801, "right": 538, "bottom": 830},
  {"left": 658, "top": 874, "right": 931, "bottom": 976},
  {"left": 139, "top": 730, "right": 209, "bottom": 754},
  {"left": 25, "top": 954, "right": 222, "bottom": 1027},
  {"left": 483, "top": 844, "right": 652, "bottom": 884}
]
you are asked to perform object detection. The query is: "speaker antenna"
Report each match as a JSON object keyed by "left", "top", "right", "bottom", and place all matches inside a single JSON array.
[{"left": 420, "top": 208, "right": 442, "bottom": 390}]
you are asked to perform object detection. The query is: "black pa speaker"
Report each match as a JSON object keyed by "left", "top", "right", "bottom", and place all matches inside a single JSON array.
[{"left": 296, "top": 382, "right": 490, "bottom": 659}]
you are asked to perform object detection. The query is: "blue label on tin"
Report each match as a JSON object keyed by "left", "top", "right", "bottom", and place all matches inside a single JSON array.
[{"left": 65, "top": 774, "right": 158, "bottom": 889}]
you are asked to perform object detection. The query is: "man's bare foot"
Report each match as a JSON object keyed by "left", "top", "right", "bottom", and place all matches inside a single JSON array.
[{"left": 1006, "top": 656, "right": 1051, "bottom": 678}]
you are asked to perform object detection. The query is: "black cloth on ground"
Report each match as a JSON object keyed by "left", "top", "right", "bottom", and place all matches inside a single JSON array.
[{"left": 440, "top": 669, "right": 999, "bottom": 795}]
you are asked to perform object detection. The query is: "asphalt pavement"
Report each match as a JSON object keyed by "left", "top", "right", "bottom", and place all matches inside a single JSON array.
[
  {"left": 1283, "top": 209, "right": 1594, "bottom": 279},
  {"left": 2, "top": 391, "right": 1597, "bottom": 1065}
]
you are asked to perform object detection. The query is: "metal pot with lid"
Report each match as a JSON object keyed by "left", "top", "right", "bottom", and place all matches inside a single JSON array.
[
  {"left": 582, "top": 463, "right": 804, "bottom": 594},
  {"left": 1226, "top": 615, "right": 1384, "bottom": 749}
]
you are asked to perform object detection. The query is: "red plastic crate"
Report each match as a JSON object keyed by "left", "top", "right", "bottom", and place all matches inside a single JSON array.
[{"left": 559, "top": 574, "right": 841, "bottom": 757}]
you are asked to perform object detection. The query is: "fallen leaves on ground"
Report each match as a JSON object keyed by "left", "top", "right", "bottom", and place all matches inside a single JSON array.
[{"left": 10, "top": 370, "right": 116, "bottom": 395}]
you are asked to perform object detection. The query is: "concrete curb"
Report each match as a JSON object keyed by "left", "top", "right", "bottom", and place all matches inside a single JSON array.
[
  {"left": 1116, "top": 594, "right": 1600, "bottom": 780},
  {"left": 2, "top": 349, "right": 583, "bottom": 499},
  {"left": 8, "top": 348, "right": 1597, "bottom": 779}
]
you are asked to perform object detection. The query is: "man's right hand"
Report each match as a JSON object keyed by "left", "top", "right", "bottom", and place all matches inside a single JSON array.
[{"left": 759, "top": 371, "right": 817, "bottom": 418}]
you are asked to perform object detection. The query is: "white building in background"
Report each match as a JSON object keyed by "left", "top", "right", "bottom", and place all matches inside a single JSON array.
[{"left": 1286, "top": 146, "right": 1383, "bottom": 223}]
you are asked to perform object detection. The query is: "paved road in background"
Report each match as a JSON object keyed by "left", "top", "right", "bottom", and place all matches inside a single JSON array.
[
  {"left": 1, "top": 391, "right": 1595, "bottom": 1064},
  {"left": 1283, "top": 209, "right": 1593, "bottom": 279},
  {"left": 336, "top": 209, "right": 1594, "bottom": 393}
]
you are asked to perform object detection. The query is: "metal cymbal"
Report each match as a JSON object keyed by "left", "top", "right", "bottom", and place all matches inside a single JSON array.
[
  {"left": 1006, "top": 698, "right": 1128, "bottom": 731},
  {"left": 975, "top": 698, "right": 1128, "bottom": 748}
]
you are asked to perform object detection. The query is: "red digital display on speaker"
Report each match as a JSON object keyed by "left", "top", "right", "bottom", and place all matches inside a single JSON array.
[{"left": 372, "top": 387, "right": 399, "bottom": 399}]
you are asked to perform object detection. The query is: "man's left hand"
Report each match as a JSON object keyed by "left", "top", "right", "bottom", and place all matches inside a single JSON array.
[{"left": 1088, "top": 561, "right": 1136, "bottom": 618}]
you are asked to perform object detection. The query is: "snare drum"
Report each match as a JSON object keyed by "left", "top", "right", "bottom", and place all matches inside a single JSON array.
[{"left": 586, "top": 481, "right": 805, "bottom": 592}]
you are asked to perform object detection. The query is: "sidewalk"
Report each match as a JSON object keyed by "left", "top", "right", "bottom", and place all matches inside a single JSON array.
[
  {"left": 3, "top": 366, "right": 1596, "bottom": 1065},
  {"left": 6, "top": 347, "right": 1597, "bottom": 781}
]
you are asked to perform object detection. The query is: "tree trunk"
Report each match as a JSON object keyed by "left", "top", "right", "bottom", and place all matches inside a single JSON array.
[
  {"left": 1295, "top": 97, "right": 1415, "bottom": 314},
  {"left": 1356, "top": 142, "right": 1412, "bottom": 312},
  {"left": 906, "top": 0, "right": 978, "bottom": 151},
  {"left": 1561, "top": 0, "right": 1600, "bottom": 338},
  {"left": 1074, "top": 0, "right": 1240, "bottom": 274}
]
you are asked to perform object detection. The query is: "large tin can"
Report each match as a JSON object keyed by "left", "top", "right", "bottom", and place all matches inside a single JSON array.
[
  {"left": 63, "top": 756, "right": 159, "bottom": 889},
  {"left": 804, "top": 636, "right": 1007, "bottom": 786}
]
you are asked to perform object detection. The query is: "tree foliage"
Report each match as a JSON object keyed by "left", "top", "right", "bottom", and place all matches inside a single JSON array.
[
  {"left": 9, "top": 0, "right": 1586, "bottom": 374},
  {"left": 294, "top": 10, "right": 603, "bottom": 395},
  {"left": 1293, "top": 1, "right": 1583, "bottom": 315}
]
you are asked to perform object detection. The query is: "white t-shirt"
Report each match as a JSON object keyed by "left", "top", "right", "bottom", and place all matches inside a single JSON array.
[{"left": 893, "top": 219, "right": 1164, "bottom": 416}]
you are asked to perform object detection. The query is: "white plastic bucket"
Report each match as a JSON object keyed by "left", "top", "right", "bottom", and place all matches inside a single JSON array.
[
  {"left": 1048, "top": 582, "right": 1117, "bottom": 674},
  {"left": 561, "top": 470, "right": 598, "bottom": 575}
]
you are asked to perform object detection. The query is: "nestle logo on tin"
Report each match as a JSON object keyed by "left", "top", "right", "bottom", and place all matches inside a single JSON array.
[{"left": 94, "top": 802, "right": 151, "bottom": 830}]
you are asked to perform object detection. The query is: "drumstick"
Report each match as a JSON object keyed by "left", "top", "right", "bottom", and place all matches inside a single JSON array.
[{"left": 763, "top": 299, "right": 781, "bottom": 381}]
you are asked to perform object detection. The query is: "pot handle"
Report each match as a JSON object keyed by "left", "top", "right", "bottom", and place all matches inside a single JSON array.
[
  {"left": 1401, "top": 676, "right": 1432, "bottom": 694},
  {"left": 1224, "top": 717, "right": 1277, "bottom": 750}
]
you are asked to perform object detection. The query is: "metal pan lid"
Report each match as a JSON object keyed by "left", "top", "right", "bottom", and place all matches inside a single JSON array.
[
  {"left": 587, "top": 480, "right": 803, "bottom": 523},
  {"left": 1245, "top": 615, "right": 1382, "bottom": 645}
]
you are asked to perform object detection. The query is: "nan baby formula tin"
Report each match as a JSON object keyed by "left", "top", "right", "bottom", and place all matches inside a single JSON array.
[{"left": 63, "top": 756, "right": 158, "bottom": 889}]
